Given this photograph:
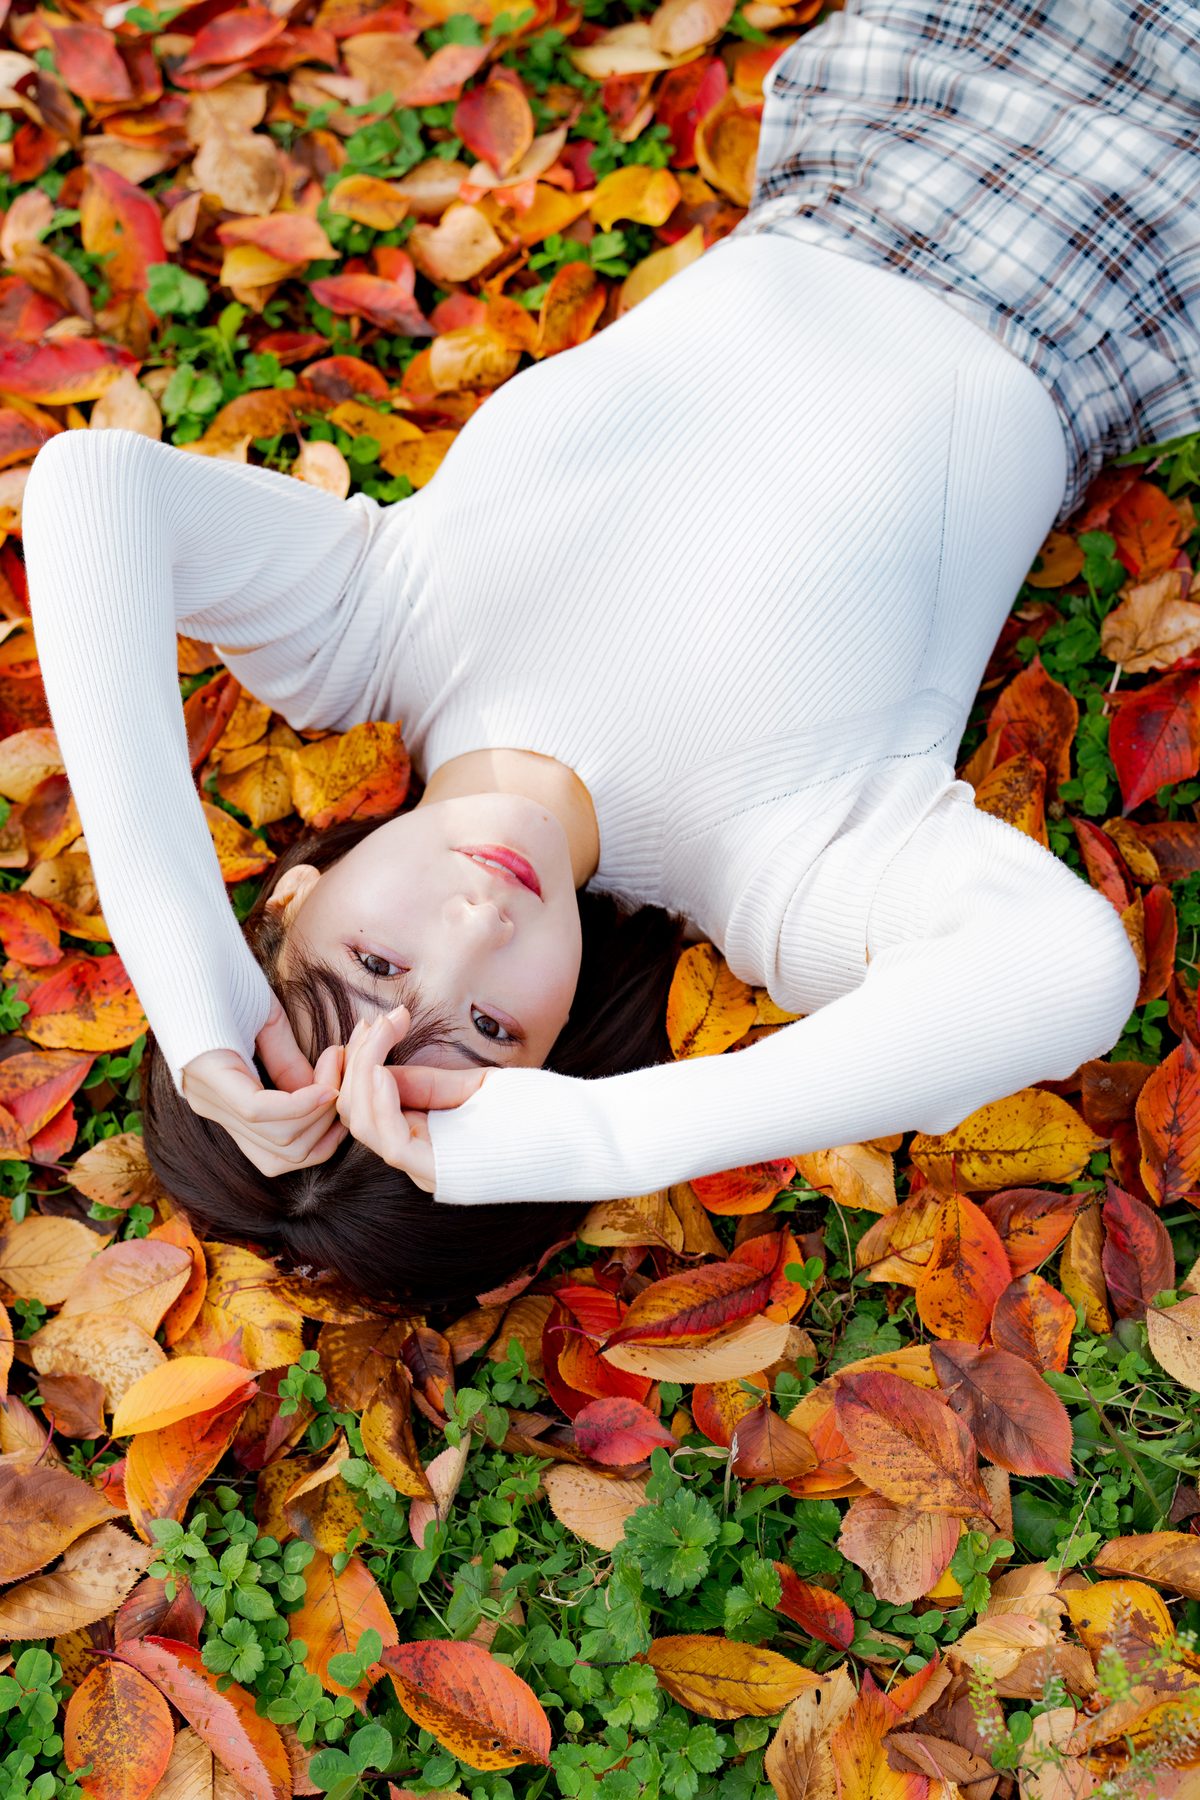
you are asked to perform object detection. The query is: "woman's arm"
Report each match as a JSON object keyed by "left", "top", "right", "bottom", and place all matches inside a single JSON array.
[
  {"left": 420, "top": 787, "right": 1142, "bottom": 1204},
  {"left": 21, "top": 426, "right": 387, "bottom": 1093}
]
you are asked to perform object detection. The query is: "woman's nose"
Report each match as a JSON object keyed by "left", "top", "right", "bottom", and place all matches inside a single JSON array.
[{"left": 448, "top": 893, "right": 513, "bottom": 941}]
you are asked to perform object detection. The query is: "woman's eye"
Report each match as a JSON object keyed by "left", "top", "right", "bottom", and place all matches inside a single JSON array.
[
  {"left": 472, "top": 1007, "right": 517, "bottom": 1045},
  {"left": 353, "top": 949, "right": 403, "bottom": 980}
]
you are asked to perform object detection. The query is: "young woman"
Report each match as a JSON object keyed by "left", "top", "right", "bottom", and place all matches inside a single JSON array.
[{"left": 21, "top": 0, "right": 1195, "bottom": 1304}]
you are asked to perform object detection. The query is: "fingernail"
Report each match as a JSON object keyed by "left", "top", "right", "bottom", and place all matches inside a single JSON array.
[{"left": 387, "top": 1003, "right": 408, "bottom": 1021}]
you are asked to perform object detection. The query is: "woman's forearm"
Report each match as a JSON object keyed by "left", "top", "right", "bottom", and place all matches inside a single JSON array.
[{"left": 21, "top": 427, "right": 386, "bottom": 1091}]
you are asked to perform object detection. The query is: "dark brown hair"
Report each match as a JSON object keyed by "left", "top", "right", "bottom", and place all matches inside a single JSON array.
[{"left": 141, "top": 804, "right": 685, "bottom": 1313}]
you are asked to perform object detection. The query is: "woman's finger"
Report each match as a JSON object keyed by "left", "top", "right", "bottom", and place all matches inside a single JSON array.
[
  {"left": 291, "top": 1113, "right": 350, "bottom": 1168},
  {"left": 387, "top": 1062, "right": 489, "bottom": 1111},
  {"left": 369, "top": 1066, "right": 436, "bottom": 1190},
  {"left": 255, "top": 998, "right": 317, "bottom": 1093},
  {"left": 279, "top": 1097, "right": 347, "bottom": 1163},
  {"left": 241, "top": 1078, "right": 341, "bottom": 1127}
]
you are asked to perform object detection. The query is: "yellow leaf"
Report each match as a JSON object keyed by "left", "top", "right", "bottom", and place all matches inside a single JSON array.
[
  {"left": 666, "top": 941, "right": 756, "bottom": 1058},
  {"left": 641, "top": 1634, "right": 820, "bottom": 1718},
  {"left": 589, "top": 166, "right": 682, "bottom": 231},
  {"left": 911, "top": 1086, "right": 1106, "bottom": 1192},
  {"left": 620, "top": 223, "right": 705, "bottom": 310}
]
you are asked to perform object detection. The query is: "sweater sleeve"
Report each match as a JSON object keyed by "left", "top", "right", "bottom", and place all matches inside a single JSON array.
[
  {"left": 424, "top": 786, "right": 1142, "bottom": 1204},
  {"left": 21, "top": 426, "right": 388, "bottom": 1095}
]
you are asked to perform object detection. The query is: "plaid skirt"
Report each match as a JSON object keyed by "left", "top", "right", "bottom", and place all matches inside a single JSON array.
[{"left": 729, "top": 0, "right": 1200, "bottom": 527}]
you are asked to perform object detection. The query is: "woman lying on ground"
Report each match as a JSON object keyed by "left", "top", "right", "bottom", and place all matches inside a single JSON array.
[{"left": 21, "top": 0, "right": 1197, "bottom": 1309}]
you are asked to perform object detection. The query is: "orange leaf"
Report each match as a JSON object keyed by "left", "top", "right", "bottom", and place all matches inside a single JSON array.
[
  {"left": 729, "top": 1400, "right": 818, "bottom": 1482},
  {"left": 1092, "top": 1533, "right": 1200, "bottom": 1600},
  {"left": 0, "top": 338, "right": 137, "bottom": 404},
  {"left": 914, "top": 1193, "right": 1010, "bottom": 1343},
  {"left": 1110, "top": 479, "right": 1186, "bottom": 579},
  {"left": 80, "top": 165, "right": 166, "bottom": 296},
  {"left": 837, "top": 1494, "right": 960, "bottom": 1605},
  {"left": 126, "top": 1389, "right": 255, "bottom": 1543},
  {"left": 690, "top": 1372, "right": 769, "bottom": 1446},
  {"left": 986, "top": 653, "right": 1078, "bottom": 797},
  {"left": 535, "top": 263, "right": 607, "bottom": 358},
  {"left": 288, "top": 1548, "right": 399, "bottom": 1702},
  {"left": 990, "top": 1273, "right": 1075, "bottom": 1372},
  {"left": 111, "top": 1356, "right": 259, "bottom": 1437},
  {"left": 326, "top": 174, "right": 412, "bottom": 232},
  {"left": 360, "top": 1364, "right": 435, "bottom": 1500},
  {"left": 980, "top": 1186, "right": 1087, "bottom": 1277},
  {"left": 308, "top": 272, "right": 432, "bottom": 336},
  {"left": 114, "top": 1637, "right": 290, "bottom": 1799},
  {"left": 691, "top": 1158, "right": 795, "bottom": 1215},
  {"left": 1060, "top": 1205, "right": 1112, "bottom": 1334},
  {"left": 216, "top": 213, "right": 337, "bottom": 264},
  {"left": 0, "top": 889, "right": 61, "bottom": 964},
  {"left": 64, "top": 1661, "right": 173, "bottom": 1800},
  {"left": 283, "top": 720, "right": 411, "bottom": 830},
  {"left": 151, "top": 1213, "right": 209, "bottom": 1346},
  {"left": 833, "top": 1370, "right": 989, "bottom": 1515},
  {"left": 58, "top": 1238, "right": 193, "bottom": 1336},
  {"left": 829, "top": 1674, "right": 927, "bottom": 1800},
  {"left": 589, "top": 165, "right": 682, "bottom": 230},
  {"left": 1026, "top": 529, "right": 1084, "bottom": 589},
  {"left": 381, "top": 1639, "right": 552, "bottom": 1767},
  {"left": 731, "top": 1225, "right": 810, "bottom": 1320}
]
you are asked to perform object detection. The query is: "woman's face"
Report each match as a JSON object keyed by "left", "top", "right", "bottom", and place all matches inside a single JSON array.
[{"left": 272, "top": 793, "right": 584, "bottom": 1070}]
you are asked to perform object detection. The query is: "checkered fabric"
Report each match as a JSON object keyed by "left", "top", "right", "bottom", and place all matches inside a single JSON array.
[{"left": 728, "top": 0, "right": 1200, "bottom": 526}]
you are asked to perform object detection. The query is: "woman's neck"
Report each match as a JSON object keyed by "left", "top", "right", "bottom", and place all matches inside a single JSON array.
[{"left": 417, "top": 747, "right": 601, "bottom": 889}]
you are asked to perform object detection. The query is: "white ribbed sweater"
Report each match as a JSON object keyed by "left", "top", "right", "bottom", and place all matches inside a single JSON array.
[{"left": 21, "top": 232, "right": 1141, "bottom": 1208}]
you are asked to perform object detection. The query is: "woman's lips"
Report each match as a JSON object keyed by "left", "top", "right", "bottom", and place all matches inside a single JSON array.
[{"left": 456, "top": 845, "right": 542, "bottom": 898}]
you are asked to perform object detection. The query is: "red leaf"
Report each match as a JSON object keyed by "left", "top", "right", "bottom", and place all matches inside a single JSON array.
[
  {"left": 44, "top": 22, "right": 134, "bottom": 102},
  {"left": 930, "top": 1342, "right": 1074, "bottom": 1479},
  {"left": 770, "top": 1565, "right": 855, "bottom": 1647},
  {"left": 308, "top": 274, "right": 432, "bottom": 336},
  {"left": 572, "top": 1396, "right": 676, "bottom": 1465},
  {"left": 1108, "top": 670, "right": 1200, "bottom": 815},
  {"left": 1101, "top": 1181, "right": 1175, "bottom": 1320},
  {"left": 179, "top": 7, "right": 289, "bottom": 71},
  {"left": 655, "top": 57, "right": 728, "bottom": 166}
]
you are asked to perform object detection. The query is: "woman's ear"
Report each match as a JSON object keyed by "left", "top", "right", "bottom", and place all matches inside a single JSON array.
[{"left": 264, "top": 862, "right": 322, "bottom": 924}]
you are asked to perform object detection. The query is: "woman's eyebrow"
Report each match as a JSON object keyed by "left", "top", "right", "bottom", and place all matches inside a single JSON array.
[{"left": 348, "top": 985, "right": 504, "bottom": 1069}]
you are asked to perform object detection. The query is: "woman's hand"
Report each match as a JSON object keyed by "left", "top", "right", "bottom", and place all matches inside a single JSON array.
[
  {"left": 335, "top": 1004, "right": 488, "bottom": 1192},
  {"left": 181, "top": 997, "right": 349, "bottom": 1178}
]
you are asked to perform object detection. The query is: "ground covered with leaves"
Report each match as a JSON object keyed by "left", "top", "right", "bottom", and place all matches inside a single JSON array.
[{"left": 0, "top": 0, "right": 1198, "bottom": 1795}]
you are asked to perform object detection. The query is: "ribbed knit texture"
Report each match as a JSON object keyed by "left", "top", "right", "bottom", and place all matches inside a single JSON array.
[{"left": 20, "top": 232, "right": 1142, "bottom": 1206}]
